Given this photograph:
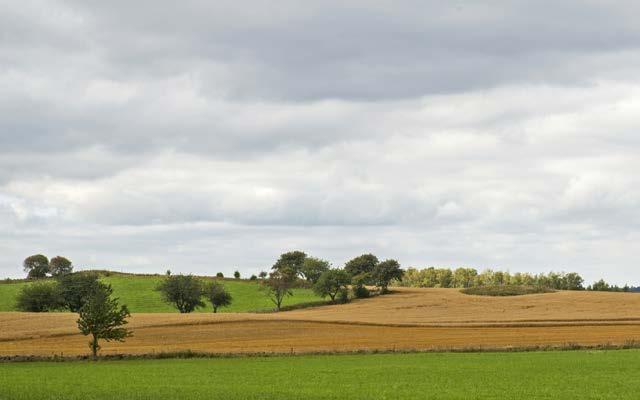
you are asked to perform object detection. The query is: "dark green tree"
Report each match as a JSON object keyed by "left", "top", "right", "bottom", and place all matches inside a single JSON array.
[
  {"left": 77, "top": 285, "right": 131, "bottom": 359},
  {"left": 49, "top": 256, "right": 73, "bottom": 277},
  {"left": 258, "top": 271, "right": 268, "bottom": 279},
  {"left": 370, "top": 259, "right": 404, "bottom": 293},
  {"left": 23, "top": 254, "right": 49, "bottom": 279},
  {"left": 262, "top": 268, "right": 296, "bottom": 311},
  {"left": 205, "top": 281, "right": 232, "bottom": 313},
  {"left": 313, "top": 269, "right": 350, "bottom": 302},
  {"left": 234, "top": 270, "right": 241, "bottom": 279},
  {"left": 272, "top": 251, "right": 307, "bottom": 277},
  {"left": 156, "top": 275, "right": 205, "bottom": 313},
  {"left": 58, "top": 272, "right": 106, "bottom": 312},
  {"left": 15, "top": 281, "right": 65, "bottom": 312},
  {"left": 344, "top": 254, "right": 378, "bottom": 279},
  {"left": 301, "top": 257, "right": 331, "bottom": 284}
]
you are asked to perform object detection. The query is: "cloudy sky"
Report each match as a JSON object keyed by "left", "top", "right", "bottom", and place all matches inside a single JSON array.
[{"left": 1, "top": 1, "right": 640, "bottom": 283}]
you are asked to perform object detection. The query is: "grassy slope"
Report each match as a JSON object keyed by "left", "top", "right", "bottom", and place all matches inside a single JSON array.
[
  {"left": 0, "top": 273, "right": 322, "bottom": 313},
  {"left": 1, "top": 350, "right": 639, "bottom": 399}
]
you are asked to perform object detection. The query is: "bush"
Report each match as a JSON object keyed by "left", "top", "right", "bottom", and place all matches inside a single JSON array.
[
  {"left": 58, "top": 272, "right": 107, "bottom": 312},
  {"left": 353, "top": 285, "right": 370, "bottom": 299},
  {"left": 15, "top": 281, "right": 65, "bottom": 312},
  {"left": 460, "top": 285, "right": 555, "bottom": 296},
  {"left": 337, "top": 287, "right": 350, "bottom": 304}
]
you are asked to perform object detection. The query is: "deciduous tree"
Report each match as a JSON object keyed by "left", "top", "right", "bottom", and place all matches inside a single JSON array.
[
  {"left": 156, "top": 275, "right": 205, "bottom": 313},
  {"left": 23, "top": 254, "right": 49, "bottom": 279},
  {"left": 205, "top": 281, "right": 232, "bottom": 313}
]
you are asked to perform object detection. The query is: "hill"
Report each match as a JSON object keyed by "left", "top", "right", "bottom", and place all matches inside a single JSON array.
[{"left": 0, "top": 271, "right": 323, "bottom": 313}]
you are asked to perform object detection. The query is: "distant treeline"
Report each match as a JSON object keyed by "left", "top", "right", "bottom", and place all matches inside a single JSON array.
[{"left": 398, "top": 267, "right": 636, "bottom": 292}]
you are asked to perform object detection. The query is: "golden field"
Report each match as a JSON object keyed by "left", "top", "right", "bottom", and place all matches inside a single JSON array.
[{"left": 2, "top": 288, "right": 640, "bottom": 356}]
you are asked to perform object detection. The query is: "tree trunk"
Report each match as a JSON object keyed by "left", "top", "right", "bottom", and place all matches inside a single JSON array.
[
  {"left": 213, "top": 306, "right": 218, "bottom": 313},
  {"left": 91, "top": 334, "right": 98, "bottom": 360}
]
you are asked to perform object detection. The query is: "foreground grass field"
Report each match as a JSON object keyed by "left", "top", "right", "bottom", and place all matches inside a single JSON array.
[
  {"left": 1, "top": 350, "right": 639, "bottom": 399},
  {"left": 0, "top": 272, "right": 323, "bottom": 313}
]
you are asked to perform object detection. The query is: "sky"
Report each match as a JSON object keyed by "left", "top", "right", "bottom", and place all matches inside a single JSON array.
[{"left": 1, "top": 1, "right": 640, "bottom": 284}]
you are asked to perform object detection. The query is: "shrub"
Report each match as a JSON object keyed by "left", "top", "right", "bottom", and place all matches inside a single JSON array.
[
  {"left": 353, "top": 285, "right": 370, "bottom": 299},
  {"left": 460, "top": 285, "right": 555, "bottom": 296},
  {"left": 337, "top": 287, "right": 350, "bottom": 304},
  {"left": 15, "top": 281, "right": 65, "bottom": 312}
]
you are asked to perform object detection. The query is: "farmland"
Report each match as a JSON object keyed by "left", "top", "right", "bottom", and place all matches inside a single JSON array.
[
  {"left": 2, "top": 287, "right": 640, "bottom": 357},
  {"left": 0, "top": 273, "right": 323, "bottom": 313},
  {"left": 1, "top": 350, "right": 639, "bottom": 399}
]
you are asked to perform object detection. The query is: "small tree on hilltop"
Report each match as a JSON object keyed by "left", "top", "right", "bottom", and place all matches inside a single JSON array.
[
  {"left": 77, "top": 285, "right": 131, "bottom": 359},
  {"left": 205, "top": 281, "right": 232, "bottom": 313},
  {"left": 344, "top": 254, "right": 378, "bottom": 280},
  {"left": 272, "top": 251, "right": 307, "bottom": 277},
  {"left": 371, "top": 259, "right": 404, "bottom": 293},
  {"left": 262, "top": 268, "right": 296, "bottom": 311},
  {"left": 313, "top": 269, "right": 351, "bottom": 302},
  {"left": 23, "top": 254, "right": 50, "bottom": 279},
  {"left": 49, "top": 256, "right": 73, "bottom": 277},
  {"left": 301, "top": 257, "right": 331, "bottom": 284},
  {"left": 156, "top": 275, "right": 205, "bottom": 313}
]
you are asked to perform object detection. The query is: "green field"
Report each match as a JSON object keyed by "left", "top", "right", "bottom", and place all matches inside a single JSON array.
[
  {"left": 1, "top": 350, "right": 638, "bottom": 399},
  {"left": 0, "top": 273, "right": 323, "bottom": 313}
]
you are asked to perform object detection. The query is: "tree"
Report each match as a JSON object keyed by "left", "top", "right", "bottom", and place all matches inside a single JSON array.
[
  {"left": 234, "top": 270, "right": 241, "bottom": 279},
  {"left": 15, "top": 281, "right": 65, "bottom": 312},
  {"left": 205, "top": 281, "right": 232, "bottom": 313},
  {"left": 563, "top": 272, "right": 584, "bottom": 290},
  {"left": 249, "top": 274, "right": 258, "bottom": 281},
  {"left": 272, "top": 251, "right": 307, "bottom": 277},
  {"left": 344, "top": 254, "right": 378, "bottom": 279},
  {"left": 49, "top": 256, "right": 73, "bottom": 277},
  {"left": 370, "top": 259, "right": 404, "bottom": 293},
  {"left": 77, "top": 285, "right": 131, "bottom": 359},
  {"left": 313, "top": 269, "right": 350, "bottom": 302},
  {"left": 262, "top": 268, "right": 296, "bottom": 311},
  {"left": 156, "top": 275, "right": 205, "bottom": 313},
  {"left": 301, "top": 257, "right": 331, "bottom": 284},
  {"left": 23, "top": 254, "right": 49, "bottom": 279},
  {"left": 258, "top": 271, "right": 268, "bottom": 279},
  {"left": 58, "top": 272, "right": 106, "bottom": 312},
  {"left": 216, "top": 272, "right": 224, "bottom": 278}
]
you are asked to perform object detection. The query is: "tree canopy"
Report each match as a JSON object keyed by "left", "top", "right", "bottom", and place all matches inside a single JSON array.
[
  {"left": 313, "top": 269, "right": 350, "bottom": 302},
  {"left": 49, "top": 256, "right": 73, "bottom": 277},
  {"left": 23, "top": 254, "right": 49, "bottom": 279},
  {"left": 205, "top": 281, "right": 232, "bottom": 313},
  {"left": 156, "top": 275, "right": 205, "bottom": 313},
  {"left": 344, "top": 254, "right": 379, "bottom": 279}
]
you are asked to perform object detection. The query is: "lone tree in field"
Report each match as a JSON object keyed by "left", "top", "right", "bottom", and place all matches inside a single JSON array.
[
  {"left": 23, "top": 254, "right": 50, "bottom": 279},
  {"left": 313, "top": 269, "right": 350, "bottom": 302},
  {"left": 234, "top": 270, "right": 241, "bottom": 279},
  {"left": 262, "top": 268, "right": 296, "bottom": 311},
  {"left": 370, "top": 259, "right": 404, "bottom": 293},
  {"left": 344, "top": 253, "right": 379, "bottom": 280},
  {"left": 77, "top": 285, "right": 131, "bottom": 359},
  {"left": 156, "top": 275, "right": 205, "bottom": 313},
  {"left": 205, "top": 281, "right": 232, "bottom": 313},
  {"left": 48, "top": 256, "right": 73, "bottom": 277},
  {"left": 301, "top": 257, "right": 331, "bottom": 284},
  {"left": 272, "top": 250, "right": 307, "bottom": 278}
]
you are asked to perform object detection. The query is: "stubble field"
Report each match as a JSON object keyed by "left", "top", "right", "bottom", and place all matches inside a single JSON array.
[{"left": 2, "top": 288, "right": 639, "bottom": 357}]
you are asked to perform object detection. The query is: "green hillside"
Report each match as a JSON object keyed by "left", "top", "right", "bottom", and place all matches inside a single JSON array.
[{"left": 0, "top": 272, "right": 323, "bottom": 313}]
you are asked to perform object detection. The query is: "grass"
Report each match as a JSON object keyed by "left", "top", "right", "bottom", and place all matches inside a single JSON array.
[
  {"left": 461, "top": 285, "right": 556, "bottom": 296},
  {"left": 1, "top": 350, "right": 639, "bottom": 399},
  {"left": 0, "top": 272, "right": 323, "bottom": 313}
]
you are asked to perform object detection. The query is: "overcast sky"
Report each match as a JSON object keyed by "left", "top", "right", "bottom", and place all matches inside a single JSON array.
[{"left": 1, "top": 1, "right": 640, "bottom": 283}]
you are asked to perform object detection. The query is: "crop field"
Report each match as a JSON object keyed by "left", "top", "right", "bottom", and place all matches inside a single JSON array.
[
  {"left": 1, "top": 288, "right": 640, "bottom": 357},
  {"left": 1, "top": 350, "right": 639, "bottom": 399},
  {"left": 0, "top": 273, "right": 322, "bottom": 313}
]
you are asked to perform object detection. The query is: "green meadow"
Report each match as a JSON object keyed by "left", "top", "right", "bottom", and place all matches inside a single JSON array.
[
  {"left": 1, "top": 350, "right": 638, "bottom": 399},
  {"left": 0, "top": 272, "right": 323, "bottom": 313}
]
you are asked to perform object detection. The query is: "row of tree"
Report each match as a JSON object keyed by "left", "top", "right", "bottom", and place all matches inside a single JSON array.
[{"left": 23, "top": 254, "right": 73, "bottom": 279}]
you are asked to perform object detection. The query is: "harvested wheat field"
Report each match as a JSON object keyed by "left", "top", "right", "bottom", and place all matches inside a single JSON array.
[{"left": 2, "top": 288, "right": 640, "bottom": 357}]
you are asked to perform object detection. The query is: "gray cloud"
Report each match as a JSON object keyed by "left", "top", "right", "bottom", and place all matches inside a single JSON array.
[{"left": 1, "top": 1, "right": 640, "bottom": 284}]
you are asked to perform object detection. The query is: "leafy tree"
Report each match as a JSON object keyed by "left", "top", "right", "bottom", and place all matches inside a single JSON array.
[
  {"left": 262, "top": 268, "right": 296, "bottom": 311},
  {"left": 272, "top": 251, "right": 307, "bottom": 277},
  {"left": 344, "top": 254, "right": 378, "bottom": 279},
  {"left": 77, "top": 285, "right": 131, "bottom": 359},
  {"left": 249, "top": 274, "right": 258, "bottom": 281},
  {"left": 15, "top": 281, "right": 65, "bottom": 312},
  {"left": 370, "top": 259, "right": 404, "bottom": 293},
  {"left": 301, "top": 257, "right": 331, "bottom": 284},
  {"left": 351, "top": 273, "right": 371, "bottom": 298},
  {"left": 313, "top": 269, "right": 350, "bottom": 302},
  {"left": 23, "top": 254, "right": 49, "bottom": 279},
  {"left": 156, "top": 275, "right": 205, "bottom": 313},
  {"left": 258, "top": 271, "right": 268, "bottom": 279},
  {"left": 49, "top": 256, "right": 73, "bottom": 277},
  {"left": 216, "top": 272, "right": 224, "bottom": 278},
  {"left": 58, "top": 272, "right": 107, "bottom": 312},
  {"left": 234, "top": 270, "right": 241, "bottom": 279},
  {"left": 563, "top": 272, "right": 584, "bottom": 290},
  {"left": 205, "top": 281, "right": 232, "bottom": 313}
]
